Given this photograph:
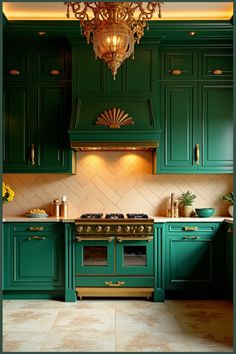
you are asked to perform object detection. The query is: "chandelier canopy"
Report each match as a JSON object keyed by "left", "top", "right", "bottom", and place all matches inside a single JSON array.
[{"left": 65, "top": 2, "right": 162, "bottom": 79}]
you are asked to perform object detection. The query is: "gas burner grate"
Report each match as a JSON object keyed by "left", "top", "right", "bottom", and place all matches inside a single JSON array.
[
  {"left": 105, "top": 213, "right": 125, "bottom": 219},
  {"left": 127, "top": 213, "right": 149, "bottom": 219},
  {"left": 80, "top": 213, "right": 103, "bottom": 219}
]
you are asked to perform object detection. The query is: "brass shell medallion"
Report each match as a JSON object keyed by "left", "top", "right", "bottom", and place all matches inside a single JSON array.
[{"left": 96, "top": 108, "right": 134, "bottom": 129}]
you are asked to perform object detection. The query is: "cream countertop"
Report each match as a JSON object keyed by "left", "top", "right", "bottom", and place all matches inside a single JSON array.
[{"left": 2, "top": 216, "right": 233, "bottom": 223}]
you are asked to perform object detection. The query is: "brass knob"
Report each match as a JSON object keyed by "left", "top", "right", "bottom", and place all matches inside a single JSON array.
[
  {"left": 76, "top": 226, "right": 83, "bottom": 233},
  {"left": 116, "top": 226, "right": 122, "bottom": 233},
  {"left": 212, "top": 69, "right": 222, "bottom": 75},
  {"left": 104, "top": 226, "right": 111, "bottom": 233},
  {"left": 170, "top": 69, "right": 182, "bottom": 75},
  {"left": 146, "top": 226, "right": 152, "bottom": 232},
  {"left": 96, "top": 226, "right": 102, "bottom": 232},
  {"left": 50, "top": 69, "right": 60, "bottom": 75},
  {"left": 138, "top": 226, "right": 145, "bottom": 232},
  {"left": 9, "top": 69, "right": 20, "bottom": 75},
  {"left": 85, "top": 226, "right": 91, "bottom": 232},
  {"left": 125, "top": 226, "right": 130, "bottom": 233}
]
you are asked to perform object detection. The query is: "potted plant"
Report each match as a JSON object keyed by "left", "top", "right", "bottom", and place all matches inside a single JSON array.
[
  {"left": 179, "top": 190, "right": 197, "bottom": 217},
  {"left": 222, "top": 192, "right": 233, "bottom": 217}
]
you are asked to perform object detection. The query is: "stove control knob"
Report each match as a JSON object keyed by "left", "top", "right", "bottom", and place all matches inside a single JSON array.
[
  {"left": 85, "top": 226, "right": 91, "bottom": 233},
  {"left": 76, "top": 225, "right": 83, "bottom": 233},
  {"left": 146, "top": 226, "right": 152, "bottom": 233},
  {"left": 116, "top": 226, "right": 122, "bottom": 233},
  {"left": 125, "top": 226, "right": 130, "bottom": 233},
  {"left": 138, "top": 226, "right": 145, "bottom": 232},
  {"left": 104, "top": 226, "right": 111, "bottom": 233},
  {"left": 96, "top": 226, "right": 103, "bottom": 232}
]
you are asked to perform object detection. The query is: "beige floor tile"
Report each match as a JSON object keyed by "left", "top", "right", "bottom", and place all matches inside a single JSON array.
[
  {"left": 116, "top": 331, "right": 192, "bottom": 352},
  {"left": 115, "top": 299, "right": 169, "bottom": 311},
  {"left": 3, "top": 308, "right": 59, "bottom": 332},
  {"left": 116, "top": 307, "right": 182, "bottom": 333},
  {"left": 41, "top": 331, "right": 115, "bottom": 352},
  {"left": 185, "top": 332, "right": 233, "bottom": 352},
  {"left": 3, "top": 331, "right": 48, "bottom": 352},
  {"left": 174, "top": 308, "right": 233, "bottom": 334},
  {"left": 51, "top": 308, "right": 115, "bottom": 333},
  {"left": 166, "top": 299, "right": 232, "bottom": 312}
]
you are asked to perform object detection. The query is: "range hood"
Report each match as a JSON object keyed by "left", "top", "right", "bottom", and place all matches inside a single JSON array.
[{"left": 68, "top": 95, "right": 161, "bottom": 152}]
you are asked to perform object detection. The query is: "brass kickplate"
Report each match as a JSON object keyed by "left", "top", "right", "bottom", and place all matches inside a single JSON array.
[{"left": 76, "top": 287, "right": 154, "bottom": 300}]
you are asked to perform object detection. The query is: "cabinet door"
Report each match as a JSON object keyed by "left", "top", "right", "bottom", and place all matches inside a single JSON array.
[
  {"left": 199, "top": 83, "right": 233, "bottom": 173},
  {"left": 3, "top": 85, "right": 33, "bottom": 169},
  {"left": 161, "top": 49, "right": 197, "bottom": 80},
  {"left": 4, "top": 225, "right": 64, "bottom": 290},
  {"left": 158, "top": 82, "right": 198, "bottom": 173},
  {"left": 4, "top": 47, "right": 31, "bottom": 80},
  {"left": 37, "top": 83, "right": 73, "bottom": 172},
  {"left": 165, "top": 229, "right": 225, "bottom": 292},
  {"left": 199, "top": 48, "right": 233, "bottom": 80}
]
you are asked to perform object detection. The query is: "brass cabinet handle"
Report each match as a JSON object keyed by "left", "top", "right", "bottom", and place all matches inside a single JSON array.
[
  {"left": 212, "top": 69, "right": 222, "bottom": 75},
  {"left": 117, "top": 236, "right": 153, "bottom": 243},
  {"left": 50, "top": 69, "right": 60, "bottom": 75},
  {"left": 28, "top": 227, "right": 44, "bottom": 231},
  {"left": 28, "top": 235, "right": 45, "bottom": 240},
  {"left": 9, "top": 69, "right": 20, "bottom": 75},
  {"left": 183, "top": 236, "right": 199, "bottom": 240},
  {"left": 76, "top": 236, "right": 114, "bottom": 242},
  {"left": 184, "top": 227, "right": 198, "bottom": 231},
  {"left": 195, "top": 144, "right": 200, "bottom": 165},
  {"left": 170, "top": 69, "right": 182, "bottom": 75},
  {"left": 105, "top": 281, "right": 125, "bottom": 287},
  {"left": 31, "top": 144, "right": 35, "bottom": 165}
]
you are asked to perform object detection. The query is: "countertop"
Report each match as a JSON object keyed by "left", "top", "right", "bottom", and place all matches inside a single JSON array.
[{"left": 2, "top": 216, "right": 233, "bottom": 223}]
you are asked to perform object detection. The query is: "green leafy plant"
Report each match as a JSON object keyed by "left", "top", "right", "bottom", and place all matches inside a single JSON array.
[
  {"left": 179, "top": 190, "right": 197, "bottom": 206},
  {"left": 222, "top": 192, "right": 233, "bottom": 205}
]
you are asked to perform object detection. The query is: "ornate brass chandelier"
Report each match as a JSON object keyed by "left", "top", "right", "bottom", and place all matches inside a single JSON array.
[{"left": 65, "top": 2, "right": 162, "bottom": 79}]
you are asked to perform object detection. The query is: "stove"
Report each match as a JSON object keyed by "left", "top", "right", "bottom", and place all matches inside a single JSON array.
[
  {"left": 74, "top": 213, "right": 155, "bottom": 300},
  {"left": 75, "top": 213, "right": 153, "bottom": 235}
]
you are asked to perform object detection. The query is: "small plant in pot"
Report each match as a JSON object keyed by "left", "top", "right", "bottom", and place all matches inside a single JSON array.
[
  {"left": 222, "top": 192, "right": 233, "bottom": 217},
  {"left": 179, "top": 190, "right": 197, "bottom": 217}
]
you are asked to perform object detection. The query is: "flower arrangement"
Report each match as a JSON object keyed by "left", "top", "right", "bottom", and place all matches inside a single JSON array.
[{"left": 2, "top": 182, "right": 15, "bottom": 202}]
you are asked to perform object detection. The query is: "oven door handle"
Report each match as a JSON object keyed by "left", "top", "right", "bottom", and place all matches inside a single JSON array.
[
  {"left": 117, "top": 236, "right": 153, "bottom": 243},
  {"left": 76, "top": 236, "right": 114, "bottom": 242}
]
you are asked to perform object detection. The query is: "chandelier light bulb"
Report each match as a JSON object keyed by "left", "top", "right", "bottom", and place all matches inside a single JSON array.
[{"left": 65, "top": 2, "right": 163, "bottom": 79}]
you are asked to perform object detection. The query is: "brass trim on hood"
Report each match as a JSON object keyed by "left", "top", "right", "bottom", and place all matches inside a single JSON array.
[{"left": 70, "top": 141, "right": 159, "bottom": 151}]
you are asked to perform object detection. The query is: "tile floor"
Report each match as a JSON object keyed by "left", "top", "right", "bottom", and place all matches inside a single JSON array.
[{"left": 3, "top": 298, "right": 233, "bottom": 352}]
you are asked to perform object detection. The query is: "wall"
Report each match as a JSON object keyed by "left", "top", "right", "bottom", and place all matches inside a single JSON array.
[{"left": 3, "top": 151, "right": 233, "bottom": 218}]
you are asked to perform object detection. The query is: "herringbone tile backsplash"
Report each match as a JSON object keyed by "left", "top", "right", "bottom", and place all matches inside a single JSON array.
[{"left": 3, "top": 152, "right": 233, "bottom": 217}]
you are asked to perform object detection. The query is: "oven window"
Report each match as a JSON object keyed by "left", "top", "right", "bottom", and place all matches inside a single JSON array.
[
  {"left": 123, "top": 246, "right": 147, "bottom": 266},
  {"left": 83, "top": 246, "right": 108, "bottom": 266}
]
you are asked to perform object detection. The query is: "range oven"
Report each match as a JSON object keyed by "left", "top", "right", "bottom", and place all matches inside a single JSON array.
[{"left": 74, "top": 213, "right": 154, "bottom": 299}]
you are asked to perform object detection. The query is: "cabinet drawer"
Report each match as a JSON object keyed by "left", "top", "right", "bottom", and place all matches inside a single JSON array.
[
  {"left": 11, "top": 223, "right": 61, "bottom": 233},
  {"left": 166, "top": 223, "right": 221, "bottom": 235},
  {"left": 161, "top": 49, "right": 197, "bottom": 79},
  {"left": 200, "top": 49, "right": 233, "bottom": 79},
  {"left": 76, "top": 276, "right": 154, "bottom": 287},
  {"left": 36, "top": 49, "right": 71, "bottom": 80},
  {"left": 4, "top": 48, "right": 31, "bottom": 80}
]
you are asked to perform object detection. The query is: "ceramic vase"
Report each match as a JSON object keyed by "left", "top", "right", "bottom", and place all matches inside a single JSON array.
[
  {"left": 228, "top": 205, "right": 233, "bottom": 217},
  {"left": 183, "top": 205, "right": 193, "bottom": 217}
]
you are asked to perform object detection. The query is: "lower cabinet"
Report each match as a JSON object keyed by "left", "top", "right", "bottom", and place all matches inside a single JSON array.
[
  {"left": 3, "top": 223, "right": 64, "bottom": 291},
  {"left": 164, "top": 222, "right": 225, "bottom": 293},
  {"left": 225, "top": 222, "right": 233, "bottom": 299}
]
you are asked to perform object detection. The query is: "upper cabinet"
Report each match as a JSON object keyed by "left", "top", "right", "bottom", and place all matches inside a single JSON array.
[
  {"left": 156, "top": 46, "right": 233, "bottom": 174},
  {"left": 3, "top": 41, "right": 76, "bottom": 174}
]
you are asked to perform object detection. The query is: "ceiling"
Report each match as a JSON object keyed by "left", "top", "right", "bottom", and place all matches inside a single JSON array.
[{"left": 3, "top": 2, "right": 233, "bottom": 21}]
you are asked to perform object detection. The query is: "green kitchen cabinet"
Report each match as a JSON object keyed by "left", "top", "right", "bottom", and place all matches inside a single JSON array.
[
  {"left": 225, "top": 223, "right": 233, "bottom": 299},
  {"left": 3, "top": 41, "right": 76, "bottom": 174},
  {"left": 157, "top": 82, "right": 198, "bottom": 172},
  {"left": 3, "top": 223, "right": 64, "bottom": 291},
  {"left": 165, "top": 222, "right": 226, "bottom": 293},
  {"left": 197, "top": 82, "right": 233, "bottom": 172},
  {"left": 160, "top": 48, "right": 198, "bottom": 80},
  {"left": 199, "top": 48, "right": 233, "bottom": 80},
  {"left": 3, "top": 82, "right": 76, "bottom": 173}
]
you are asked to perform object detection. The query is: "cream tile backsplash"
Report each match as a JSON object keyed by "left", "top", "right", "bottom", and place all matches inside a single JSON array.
[{"left": 3, "top": 152, "right": 233, "bottom": 217}]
